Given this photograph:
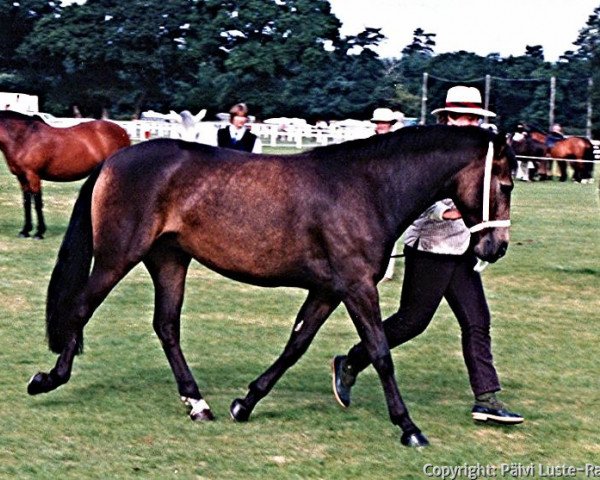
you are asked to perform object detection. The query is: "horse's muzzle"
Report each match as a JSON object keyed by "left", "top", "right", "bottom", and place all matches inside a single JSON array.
[{"left": 473, "top": 234, "right": 509, "bottom": 263}]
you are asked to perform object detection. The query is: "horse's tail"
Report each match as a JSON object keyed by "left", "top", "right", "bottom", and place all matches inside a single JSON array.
[{"left": 46, "top": 165, "right": 102, "bottom": 354}]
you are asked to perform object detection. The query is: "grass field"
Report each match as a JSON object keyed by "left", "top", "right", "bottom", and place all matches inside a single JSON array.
[{"left": 0, "top": 152, "right": 598, "bottom": 479}]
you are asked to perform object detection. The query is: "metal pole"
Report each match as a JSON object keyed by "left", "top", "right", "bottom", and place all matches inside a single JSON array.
[
  {"left": 549, "top": 76, "right": 556, "bottom": 130},
  {"left": 420, "top": 72, "right": 428, "bottom": 125},
  {"left": 484, "top": 74, "right": 491, "bottom": 123},
  {"left": 586, "top": 77, "right": 593, "bottom": 139}
]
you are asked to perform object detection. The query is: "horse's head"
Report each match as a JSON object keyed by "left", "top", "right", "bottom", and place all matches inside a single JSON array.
[{"left": 452, "top": 133, "right": 515, "bottom": 263}]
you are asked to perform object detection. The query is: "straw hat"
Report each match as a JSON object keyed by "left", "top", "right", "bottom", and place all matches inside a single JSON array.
[
  {"left": 371, "top": 107, "right": 396, "bottom": 123},
  {"left": 431, "top": 86, "right": 496, "bottom": 117}
]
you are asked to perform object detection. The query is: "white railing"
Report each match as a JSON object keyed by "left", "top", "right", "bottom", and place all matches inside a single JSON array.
[
  {"left": 43, "top": 116, "right": 376, "bottom": 148},
  {"left": 51, "top": 116, "right": 600, "bottom": 154}
]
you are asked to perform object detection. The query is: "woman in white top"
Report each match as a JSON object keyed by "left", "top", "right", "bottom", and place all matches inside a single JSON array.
[{"left": 333, "top": 86, "right": 524, "bottom": 426}]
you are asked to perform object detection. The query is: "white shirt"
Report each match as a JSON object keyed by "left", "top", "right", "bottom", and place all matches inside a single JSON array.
[{"left": 403, "top": 199, "right": 471, "bottom": 255}]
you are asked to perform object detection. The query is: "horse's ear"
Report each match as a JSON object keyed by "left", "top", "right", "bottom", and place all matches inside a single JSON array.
[
  {"left": 492, "top": 134, "right": 517, "bottom": 171},
  {"left": 486, "top": 130, "right": 513, "bottom": 169}
]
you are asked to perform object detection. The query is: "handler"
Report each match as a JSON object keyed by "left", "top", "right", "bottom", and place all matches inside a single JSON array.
[{"left": 332, "top": 86, "right": 524, "bottom": 425}]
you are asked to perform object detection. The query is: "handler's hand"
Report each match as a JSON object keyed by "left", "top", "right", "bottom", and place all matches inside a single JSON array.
[{"left": 442, "top": 208, "right": 462, "bottom": 220}]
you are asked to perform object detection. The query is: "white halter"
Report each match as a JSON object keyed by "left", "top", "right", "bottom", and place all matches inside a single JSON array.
[{"left": 468, "top": 141, "right": 511, "bottom": 234}]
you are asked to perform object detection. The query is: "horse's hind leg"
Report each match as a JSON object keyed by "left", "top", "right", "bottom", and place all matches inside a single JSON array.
[
  {"left": 342, "top": 284, "right": 428, "bottom": 447},
  {"left": 17, "top": 174, "right": 45, "bottom": 238},
  {"left": 144, "top": 244, "right": 214, "bottom": 421},
  {"left": 28, "top": 259, "right": 132, "bottom": 395},
  {"left": 230, "top": 290, "right": 340, "bottom": 422},
  {"left": 558, "top": 160, "right": 568, "bottom": 182}
]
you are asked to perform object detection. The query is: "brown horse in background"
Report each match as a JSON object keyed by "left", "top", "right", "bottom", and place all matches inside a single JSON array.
[
  {"left": 27, "top": 126, "right": 514, "bottom": 448},
  {"left": 525, "top": 126, "right": 594, "bottom": 183},
  {"left": 0, "top": 111, "right": 130, "bottom": 239}
]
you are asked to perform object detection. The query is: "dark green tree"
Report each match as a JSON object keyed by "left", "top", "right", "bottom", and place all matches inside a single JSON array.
[
  {"left": 0, "top": 0, "right": 61, "bottom": 91},
  {"left": 401, "top": 28, "right": 436, "bottom": 57},
  {"left": 524, "top": 45, "right": 545, "bottom": 60},
  {"left": 16, "top": 0, "right": 213, "bottom": 116},
  {"left": 565, "top": 6, "right": 600, "bottom": 135},
  {"left": 14, "top": 0, "right": 388, "bottom": 119}
]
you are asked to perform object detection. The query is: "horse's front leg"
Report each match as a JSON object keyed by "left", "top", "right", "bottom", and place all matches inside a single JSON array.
[
  {"left": 230, "top": 290, "right": 339, "bottom": 422},
  {"left": 144, "top": 246, "right": 214, "bottom": 421},
  {"left": 343, "top": 283, "right": 429, "bottom": 448},
  {"left": 19, "top": 190, "right": 33, "bottom": 238}
]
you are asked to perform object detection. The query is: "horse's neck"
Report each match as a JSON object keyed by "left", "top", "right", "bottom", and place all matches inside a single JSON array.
[
  {"left": 369, "top": 153, "right": 467, "bottom": 236},
  {"left": 0, "top": 123, "right": 17, "bottom": 158},
  {"left": 0, "top": 120, "right": 38, "bottom": 162},
  {"left": 530, "top": 132, "right": 547, "bottom": 143}
]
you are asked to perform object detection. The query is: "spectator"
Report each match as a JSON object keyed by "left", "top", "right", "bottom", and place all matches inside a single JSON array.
[{"left": 217, "top": 103, "right": 262, "bottom": 153}]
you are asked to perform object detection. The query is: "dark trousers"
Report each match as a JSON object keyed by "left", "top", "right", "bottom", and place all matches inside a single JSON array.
[{"left": 346, "top": 245, "right": 501, "bottom": 396}]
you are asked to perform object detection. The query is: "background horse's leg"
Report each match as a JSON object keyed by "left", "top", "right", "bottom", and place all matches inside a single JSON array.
[
  {"left": 230, "top": 290, "right": 340, "bottom": 422},
  {"left": 143, "top": 245, "right": 215, "bottom": 421},
  {"left": 19, "top": 190, "right": 33, "bottom": 237},
  {"left": 558, "top": 159, "right": 568, "bottom": 182},
  {"left": 32, "top": 191, "right": 46, "bottom": 239},
  {"left": 342, "top": 283, "right": 428, "bottom": 447}
]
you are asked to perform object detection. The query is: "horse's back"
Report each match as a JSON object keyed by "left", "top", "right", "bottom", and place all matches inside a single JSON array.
[
  {"left": 551, "top": 136, "right": 592, "bottom": 158},
  {"left": 92, "top": 139, "right": 376, "bottom": 287},
  {"left": 73, "top": 119, "right": 131, "bottom": 152}
]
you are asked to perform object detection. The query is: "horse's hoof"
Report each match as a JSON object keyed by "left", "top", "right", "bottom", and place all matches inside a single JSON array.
[
  {"left": 230, "top": 398, "right": 251, "bottom": 422},
  {"left": 27, "top": 372, "right": 52, "bottom": 395},
  {"left": 190, "top": 401, "right": 215, "bottom": 422},
  {"left": 33, "top": 234, "right": 44, "bottom": 240},
  {"left": 18, "top": 232, "right": 30, "bottom": 238},
  {"left": 190, "top": 409, "right": 215, "bottom": 421},
  {"left": 400, "top": 431, "right": 430, "bottom": 448}
]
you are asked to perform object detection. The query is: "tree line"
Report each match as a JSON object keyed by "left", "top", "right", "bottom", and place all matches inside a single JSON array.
[{"left": 1, "top": 0, "right": 599, "bottom": 135}]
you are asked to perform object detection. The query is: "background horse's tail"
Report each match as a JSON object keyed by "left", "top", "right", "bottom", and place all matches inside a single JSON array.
[{"left": 46, "top": 165, "right": 102, "bottom": 354}]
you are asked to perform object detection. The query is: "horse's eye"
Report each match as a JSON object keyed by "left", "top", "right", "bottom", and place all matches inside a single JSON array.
[{"left": 500, "top": 183, "right": 513, "bottom": 194}]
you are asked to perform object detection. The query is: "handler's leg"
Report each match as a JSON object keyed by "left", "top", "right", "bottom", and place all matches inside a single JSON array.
[{"left": 445, "top": 257, "right": 523, "bottom": 425}]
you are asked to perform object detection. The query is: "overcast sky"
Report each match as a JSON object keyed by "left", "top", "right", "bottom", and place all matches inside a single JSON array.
[{"left": 328, "top": 0, "right": 599, "bottom": 61}]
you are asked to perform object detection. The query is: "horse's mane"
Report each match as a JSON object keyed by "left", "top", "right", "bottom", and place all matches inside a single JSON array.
[
  {"left": 303, "top": 125, "right": 492, "bottom": 163},
  {"left": 0, "top": 110, "right": 46, "bottom": 123}
]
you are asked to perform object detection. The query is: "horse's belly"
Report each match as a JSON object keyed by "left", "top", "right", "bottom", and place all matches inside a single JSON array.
[{"left": 181, "top": 226, "right": 302, "bottom": 279}]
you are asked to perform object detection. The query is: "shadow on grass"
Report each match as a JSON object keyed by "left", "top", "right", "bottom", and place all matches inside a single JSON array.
[{"left": 551, "top": 266, "right": 600, "bottom": 276}]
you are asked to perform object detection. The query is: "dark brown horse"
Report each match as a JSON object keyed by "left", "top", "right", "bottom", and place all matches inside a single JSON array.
[
  {"left": 508, "top": 131, "right": 547, "bottom": 181},
  {"left": 0, "top": 110, "right": 130, "bottom": 238},
  {"left": 523, "top": 125, "right": 594, "bottom": 182},
  {"left": 27, "top": 126, "right": 514, "bottom": 448}
]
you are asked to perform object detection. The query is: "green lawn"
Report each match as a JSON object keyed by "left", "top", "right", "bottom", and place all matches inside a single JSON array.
[{"left": 0, "top": 153, "right": 598, "bottom": 479}]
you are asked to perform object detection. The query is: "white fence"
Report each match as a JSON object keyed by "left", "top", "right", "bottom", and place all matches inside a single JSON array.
[
  {"left": 40, "top": 116, "right": 600, "bottom": 153},
  {"left": 44, "top": 116, "right": 376, "bottom": 148}
]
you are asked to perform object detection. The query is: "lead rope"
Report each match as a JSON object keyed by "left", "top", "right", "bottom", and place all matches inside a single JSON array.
[{"left": 469, "top": 141, "right": 511, "bottom": 272}]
